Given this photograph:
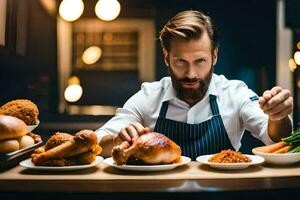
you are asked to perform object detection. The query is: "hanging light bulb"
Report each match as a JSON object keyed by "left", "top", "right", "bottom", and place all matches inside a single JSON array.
[
  {"left": 95, "top": 0, "right": 121, "bottom": 21},
  {"left": 82, "top": 46, "right": 102, "bottom": 64},
  {"left": 59, "top": 0, "right": 84, "bottom": 22}
]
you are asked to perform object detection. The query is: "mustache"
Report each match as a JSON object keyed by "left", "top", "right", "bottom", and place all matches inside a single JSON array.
[{"left": 178, "top": 77, "right": 200, "bottom": 83}]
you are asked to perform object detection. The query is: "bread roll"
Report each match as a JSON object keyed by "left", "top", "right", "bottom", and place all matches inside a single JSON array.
[
  {"left": 0, "top": 115, "right": 28, "bottom": 140},
  {"left": 18, "top": 135, "right": 35, "bottom": 149},
  {"left": 0, "top": 139, "right": 20, "bottom": 154}
]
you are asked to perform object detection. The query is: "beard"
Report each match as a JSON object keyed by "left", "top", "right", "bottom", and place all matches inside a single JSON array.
[{"left": 169, "top": 66, "right": 213, "bottom": 105}]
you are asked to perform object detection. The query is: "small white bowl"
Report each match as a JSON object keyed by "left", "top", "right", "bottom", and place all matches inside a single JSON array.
[
  {"left": 252, "top": 147, "right": 300, "bottom": 165},
  {"left": 27, "top": 120, "right": 40, "bottom": 132}
]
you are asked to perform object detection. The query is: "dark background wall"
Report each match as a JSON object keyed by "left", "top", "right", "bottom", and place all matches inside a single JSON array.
[
  {"left": 0, "top": 0, "right": 277, "bottom": 115},
  {"left": 0, "top": 0, "right": 57, "bottom": 117}
]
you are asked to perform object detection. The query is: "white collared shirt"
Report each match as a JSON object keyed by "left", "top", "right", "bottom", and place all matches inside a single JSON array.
[{"left": 96, "top": 73, "right": 276, "bottom": 150}]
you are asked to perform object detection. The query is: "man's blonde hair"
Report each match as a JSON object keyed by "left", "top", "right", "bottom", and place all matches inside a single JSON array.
[{"left": 159, "top": 10, "right": 220, "bottom": 52}]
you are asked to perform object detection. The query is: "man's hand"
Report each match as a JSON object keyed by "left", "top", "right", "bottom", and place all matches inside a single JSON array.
[
  {"left": 259, "top": 86, "right": 293, "bottom": 121},
  {"left": 113, "top": 122, "right": 151, "bottom": 145}
]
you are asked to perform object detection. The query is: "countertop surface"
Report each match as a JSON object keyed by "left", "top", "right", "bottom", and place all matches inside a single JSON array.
[{"left": 1, "top": 160, "right": 300, "bottom": 192}]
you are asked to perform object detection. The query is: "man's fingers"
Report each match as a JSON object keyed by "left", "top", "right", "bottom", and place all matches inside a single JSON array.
[
  {"left": 259, "top": 97, "right": 266, "bottom": 108},
  {"left": 270, "top": 86, "right": 282, "bottom": 96},
  {"left": 264, "top": 89, "right": 291, "bottom": 111},
  {"left": 117, "top": 123, "right": 150, "bottom": 145},
  {"left": 131, "top": 122, "right": 145, "bottom": 135},
  {"left": 265, "top": 97, "right": 293, "bottom": 115},
  {"left": 262, "top": 90, "right": 272, "bottom": 100},
  {"left": 131, "top": 122, "right": 152, "bottom": 136},
  {"left": 126, "top": 125, "right": 139, "bottom": 140},
  {"left": 119, "top": 128, "right": 132, "bottom": 142},
  {"left": 260, "top": 87, "right": 293, "bottom": 121},
  {"left": 269, "top": 105, "right": 293, "bottom": 121}
]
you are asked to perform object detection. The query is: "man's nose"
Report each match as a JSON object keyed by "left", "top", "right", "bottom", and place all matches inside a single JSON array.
[{"left": 186, "top": 66, "right": 197, "bottom": 78}]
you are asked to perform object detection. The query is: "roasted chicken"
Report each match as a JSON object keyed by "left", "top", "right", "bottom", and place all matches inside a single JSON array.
[
  {"left": 31, "top": 130, "right": 102, "bottom": 166},
  {"left": 112, "top": 132, "right": 181, "bottom": 165}
]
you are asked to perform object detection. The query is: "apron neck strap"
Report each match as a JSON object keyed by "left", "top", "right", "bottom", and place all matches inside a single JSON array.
[
  {"left": 158, "top": 101, "right": 169, "bottom": 118},
  {"left": 209, "top": 94, "right": 220, "bottom": 115}
]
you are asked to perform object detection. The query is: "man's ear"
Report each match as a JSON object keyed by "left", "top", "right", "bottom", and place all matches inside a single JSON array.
[
  {"left": 212, "top": 47, "right": 218, "bottom": 66},
  {"left": 163, "top": 48, "right": 169, "bottom": 66}
]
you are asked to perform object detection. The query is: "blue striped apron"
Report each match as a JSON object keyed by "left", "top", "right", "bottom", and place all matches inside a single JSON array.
[{"left": 154, "top": 95, "right": 234, "bottom": 160}]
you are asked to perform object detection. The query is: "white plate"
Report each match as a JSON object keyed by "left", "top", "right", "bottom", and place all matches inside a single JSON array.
[
  {"left": 196, "top": 154, "right": 265, "bottom": 170},
  {"left": 252, "top": 148, "right": 300, "bottom": 165},
  {"left": 104, "top": 156, "right": 191, "bottom": 171},
  {"left": 19, "top": 156, "right": 103, "bottom": 171},
  {"left": 27, "top": 120, "right": 40, "bottom": 132}
]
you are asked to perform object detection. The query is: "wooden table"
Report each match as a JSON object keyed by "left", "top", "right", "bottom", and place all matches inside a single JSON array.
[{"left": 0, "top": 161, "right": 300, "bottom": 199}]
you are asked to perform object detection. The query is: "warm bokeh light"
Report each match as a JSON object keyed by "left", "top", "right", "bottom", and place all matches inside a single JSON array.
[
  {"left": 294, "top": 51, "right": 300, "bottom": 65},
  {"left": 82, "top": 46, "right": 102, "bottom": 64},
  {"left": 297, "top": 80, "right": 300, "bottom": 88},
  {"left": 289, "top": 58, "right": 297, "bottom": 72},
  {"left": 59, "top": 0, "right": 84, "bottom": 22},
  {"left": 39, "top": 0, "right": 57, "bottom": 16},
  {"left": 95, "top": 0, "right": 121, "bottom": 21},
  {"left": 68, "top": 75, "right": 80, "bottom": 85},
  {"left": 297, "top": 42, "right": 300, "bottom": 50},
  {"left": 64, "top": 84, "right": 83, "bottom": 102}
]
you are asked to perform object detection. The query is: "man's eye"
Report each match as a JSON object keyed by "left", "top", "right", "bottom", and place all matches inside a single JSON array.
[
  {"left": 195, "top": 59, "right": 206, "bottom": 64},
  {"left": 175, "top": 59, "right": 185, "bottom": 64}
]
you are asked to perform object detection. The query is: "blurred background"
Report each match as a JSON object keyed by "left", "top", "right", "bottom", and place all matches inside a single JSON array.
[{"left": 0, "top": 0, "right": 299, "bottom": 152}]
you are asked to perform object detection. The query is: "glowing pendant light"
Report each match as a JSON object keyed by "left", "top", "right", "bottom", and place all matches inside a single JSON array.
[
  {"left": 59, "top": 0, "right": 84, "bottom": 22},
  {"left": 294, "top": 51, "right": 300, "bottom": 65},
  {"left": 95, "top": 0, "right": 121, "bottom": 21},
  {"left": 64, "top": 76, "right": 83, "bottom": 102},
  {"left": 64, "top": 84, "right": 83, "bottom": 102},
  {"left": 82, "top": 46, "right": 102, "bottom": 65}
]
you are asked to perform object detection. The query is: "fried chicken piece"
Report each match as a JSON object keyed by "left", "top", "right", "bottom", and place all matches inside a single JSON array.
[
  {"left": 44, "top": 132, "right": 73, "bottom": 151},
  {"left": 31, "top": 130, "right": 102, "bottom": 166},
  {"left": 33, "top": 146, "right": 46, "bottom": 154},
  {"left": 0, "top": 99, "right": 39, "bottom": 125},
  {"left": 32, "top": 132, "right": 72, "bottom": 155},
  {"left": 36, "top": 147, "right": 102, "bottom": 166}
]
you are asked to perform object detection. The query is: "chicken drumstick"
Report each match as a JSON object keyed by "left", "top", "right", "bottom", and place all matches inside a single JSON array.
[{"left": 31, "top": 130, "right": 98, "bottom": 165}]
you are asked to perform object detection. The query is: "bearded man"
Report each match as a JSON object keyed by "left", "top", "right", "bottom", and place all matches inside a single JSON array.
[{"left": 96, "top": 10, "right": 293, "bottom": 160}]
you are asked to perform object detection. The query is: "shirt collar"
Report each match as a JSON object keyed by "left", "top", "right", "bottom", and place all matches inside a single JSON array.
[{"left": 161, "top": 74, "right": 219, "bottom": 103}]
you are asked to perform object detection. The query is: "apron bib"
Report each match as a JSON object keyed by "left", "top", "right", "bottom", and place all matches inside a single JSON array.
[{"left": 154, "top": 95, "right": 234, "bottom": 160}]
